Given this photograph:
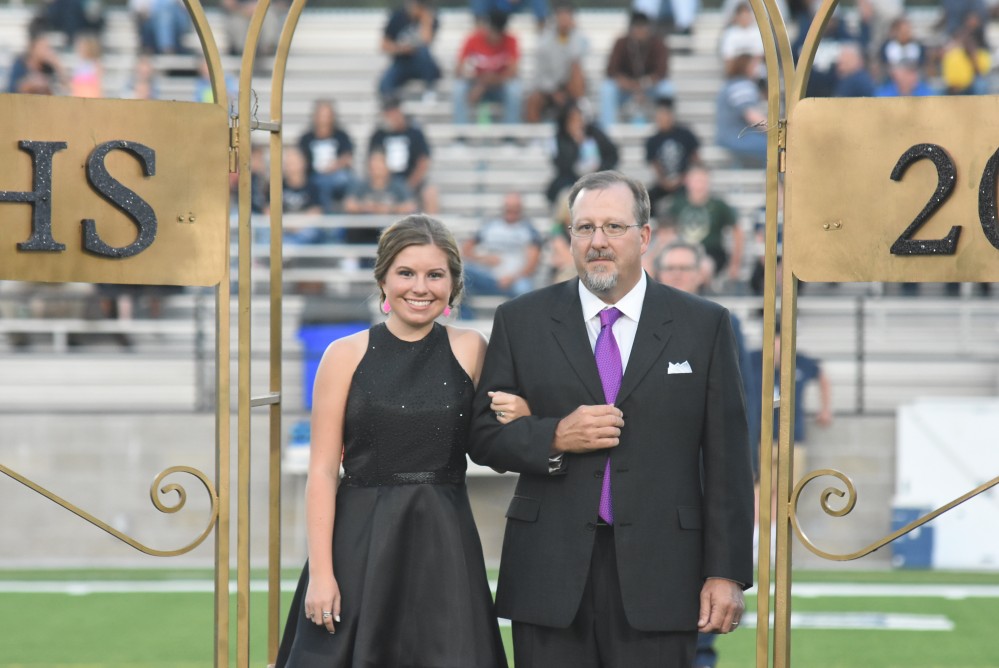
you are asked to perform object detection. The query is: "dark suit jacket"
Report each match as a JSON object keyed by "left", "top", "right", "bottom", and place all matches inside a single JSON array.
[{"left": 469, "top": 277, "right": 754, "bottom": 632}]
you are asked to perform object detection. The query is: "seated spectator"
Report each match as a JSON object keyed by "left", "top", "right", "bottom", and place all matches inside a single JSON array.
[
  {"left": 298, "top": 99, "right": 357, "bottom": 214},
  {"left": 633, "top": 0, "right": 699, "bottom": 36},
  {"left": 7, "top": 30, "right": 64, "bottom": 95},
  {"left": 471, "top": 0, "right": 549, "bottom": 31},
  {"left": 248, "top": 142, "right": 270, "bottom": 218},
  {"left": 194, "top": 58, "right": 238, "bottom": 104},
  {"left": 715, "top": 53, "right": 767, "bottom": 168},
  {"left": 266, "top": 146, "right": 321, "bottom": 237},
  {"left": 462, "top": 192, "right": 542, "bottom": 304},
  {"left": 941, "top": 14, "right": 991, "bottom": 95},
  {"left": 718, "top": 2, "right": 764, "bottom": 69},
  {"left": 655, "top": 240, "right": 708, "bottom": 294},
  {"left": 368, "top": 96, "right": 440, "bottom": 213},
  {"left": 70, "top": 33, "right": 103, "bottom": 98},
  {"left": 266, "top": 147, "right": 326, "bottom": 293},
  {"left": 452, "top": 10, "right": 522, "bottom": 125},
  {"left": 220, "top": 0, "right": 286, "bottom": 57},
  {"left": 379, "top": 0, "right": 441, "bottom": 100},
  {"left": 545, "top": 101, "right": 619, "bottom": 204},
  {"left": 875, "top": 58, "right": 935, "bottom": 96},
  {"left": 661, "top": 166, "right": 744, "bottom": 286},
  {"left": 524, "top": 1, "right": 588, "bottom": 123},
  {"left": 95, "top": 283, "right": 154, "bottom": 346},
  {"left": 343, "top": 151, "right": 418, "bottom": 245},
  {"left": 38, "top": 0, "right": 104, "bottom": 48},
  {"left": 130, "top": 0, "right": 192, "bottom": 55},
  {"left": 937, "top": 0, "right": 988, "bottom": 45},
  {"left": 878, "top": 15, "right": 926, "bottom": 81},
  {"left": 834, "top": 41, "right": 876, "bottom": 97},
  {"left": 644, "top": 96, "right": 701, "bottom": 213},
  {"left": 792, "top": 9, "right": 868, "bottom": 98},
  {"left": 599, "top": 11, "right": 672, "bottom": 128},
  {"left": 121, "top": 54, "right": 160, "bottom": 100},
  {"left": 1, "top": 281, "right": 97, "bottom": 348}
]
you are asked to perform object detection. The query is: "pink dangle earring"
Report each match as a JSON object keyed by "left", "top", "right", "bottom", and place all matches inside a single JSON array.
[
  {"left": 443, "top": 304, "right": 452, "bottom": 317},
  {"left": 382, "top": 300, "right": 391, "bottom": 315}
]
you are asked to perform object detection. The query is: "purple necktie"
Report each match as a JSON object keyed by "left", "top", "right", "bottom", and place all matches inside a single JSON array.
[{"left": 595, "top": 307, "right": 623, "bottom": 524}]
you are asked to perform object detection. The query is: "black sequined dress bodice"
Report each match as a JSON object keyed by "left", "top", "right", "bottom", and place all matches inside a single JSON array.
[{"left": 341, "top": 321, "right": 472, "bottom": 486}]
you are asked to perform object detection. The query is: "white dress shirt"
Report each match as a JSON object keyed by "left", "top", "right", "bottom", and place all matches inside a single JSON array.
[{"left": 578, "top": 273, "right": 647, "bottom": 375}]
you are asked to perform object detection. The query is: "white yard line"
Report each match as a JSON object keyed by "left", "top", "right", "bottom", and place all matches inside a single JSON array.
[
  {"left": 1, "top": 580, "right": 998, "bottom": 599},
  {"left": 748, "top": 583, "right": 999, "bottom": 599},
  {"left": 741, "top": 612, "right": 955, "bottom": 631}
]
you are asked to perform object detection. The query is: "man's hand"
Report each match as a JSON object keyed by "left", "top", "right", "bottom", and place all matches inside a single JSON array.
[
  {"left": 697, "top": 578, "right": 745, "bottom": 634},
  {"left": 552, "top": 405, "right": 624, "bottom": 454}
]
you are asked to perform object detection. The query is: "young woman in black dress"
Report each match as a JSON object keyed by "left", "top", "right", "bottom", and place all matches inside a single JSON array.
[{"left": 276, "top": 214, "right": 516, "bottom": 667}]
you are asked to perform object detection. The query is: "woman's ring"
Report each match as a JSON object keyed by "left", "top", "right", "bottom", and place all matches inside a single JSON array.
[
  {"left": 497, "top": 411, "right": 506, "bottom": 418},
  {"left": 322, "top": 611, "right": 332, "bottom": 619}
]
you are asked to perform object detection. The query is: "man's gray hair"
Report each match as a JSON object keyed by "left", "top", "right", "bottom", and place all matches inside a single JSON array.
[{"left": 567, "top": 170, "right": 651, "bottom": 228}]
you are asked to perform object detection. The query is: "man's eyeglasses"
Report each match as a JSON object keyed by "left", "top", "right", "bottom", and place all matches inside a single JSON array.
[{"left": 569, "top": 223, "right": 641, "bottom": 238}]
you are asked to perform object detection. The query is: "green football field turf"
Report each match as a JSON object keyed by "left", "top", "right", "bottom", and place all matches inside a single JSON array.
[{"left": 1, "top": 569, "right": 997, "bottom": 667}]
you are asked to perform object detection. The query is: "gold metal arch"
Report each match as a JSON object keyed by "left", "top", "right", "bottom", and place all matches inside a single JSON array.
[
  {"left": 0, "top": 3, "right": 231, "bottom": 546},
  {"left": 0, "top": 0, "right": 235, "bottom": 663},
  {"left": 232, "top": 0, "right": 310, "bottom": 665},
  {"left": 749, "top": 1, "right": 999, "bottom": 666},
  {"left": 180, "top": 4, "right": 235, "bottom": 665}
]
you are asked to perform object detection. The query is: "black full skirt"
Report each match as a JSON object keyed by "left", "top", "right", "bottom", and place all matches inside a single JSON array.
[{"left": 276, "top": 482, "right": 507, "bottom": 668}]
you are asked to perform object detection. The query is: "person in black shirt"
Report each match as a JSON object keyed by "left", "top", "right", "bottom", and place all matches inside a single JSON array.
[
  {"left": 545, "top": 101, "right": 619, "bottom": 205},
  {"left": 298, "top": 99, "right": 357, "bottom": 213},
  {"left": 644, "top": 96, "right": 701, "bottom": 214},
  {"left": 379, "top": 0, "right": 442, "bottom": 99},
  {"left": 368, "top": 96, "right": 440, "bottom": 213}
]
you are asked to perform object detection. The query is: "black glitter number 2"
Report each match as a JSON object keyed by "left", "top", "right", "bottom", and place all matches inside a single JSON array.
[
  {"left": 888, "top": 143, "right": 999, "bottom": 256},
  {"left": 889, "top": 144, "right": 961, "bottom": 256}
]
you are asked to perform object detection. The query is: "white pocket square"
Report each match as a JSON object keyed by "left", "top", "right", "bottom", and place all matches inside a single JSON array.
[{"left": 668, "top": 361, "right": 693, "bottom": 374}]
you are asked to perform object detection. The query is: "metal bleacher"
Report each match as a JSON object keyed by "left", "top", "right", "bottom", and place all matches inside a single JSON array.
[{"left": 2, "top": 4, "right": 998, "bottom": 420}]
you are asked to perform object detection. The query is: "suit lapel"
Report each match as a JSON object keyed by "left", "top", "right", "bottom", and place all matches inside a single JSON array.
[
  {"left": 617, "top": 280, "right": 675, "bottom": 406},
  {"left": 551, "top": 279, "right": 605, "bottom": 404}
]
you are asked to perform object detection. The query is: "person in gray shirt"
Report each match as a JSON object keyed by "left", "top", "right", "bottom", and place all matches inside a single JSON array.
[{"left": 524, "top": 1, "right": 589, "bottom": 123}]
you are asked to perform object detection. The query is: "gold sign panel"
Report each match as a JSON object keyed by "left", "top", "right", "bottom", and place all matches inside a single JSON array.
[
  {"left": 787, "top": 96, "right": 999, "bottom": 283},
  {"left": 0, "top": 95, "right": 229, "bottom": 286}
]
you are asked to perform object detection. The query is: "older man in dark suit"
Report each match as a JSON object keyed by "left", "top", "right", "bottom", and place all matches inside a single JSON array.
[{"left": 470, "top": 170, "right": 754, "bottom": 666}]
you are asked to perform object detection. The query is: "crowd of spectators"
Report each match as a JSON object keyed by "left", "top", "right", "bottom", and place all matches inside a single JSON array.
[{"left": 3, "top": 0, "right": 996, "bottom": 327}]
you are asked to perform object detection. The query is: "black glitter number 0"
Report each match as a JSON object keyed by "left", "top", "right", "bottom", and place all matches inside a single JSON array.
[
  {"left": 889, "top": 144, "right": 961, "bottom": 256},
  {"left": 977, "top": 146, "right": 999, "bottom": 251}
]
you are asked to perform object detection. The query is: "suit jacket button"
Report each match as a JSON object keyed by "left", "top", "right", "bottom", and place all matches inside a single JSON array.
[
  {"left": 593, "top": 470, "right": 603, "bottom": 478},
  {"left": 585, "top": 522, "right": 596, "bottom": 531}
]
